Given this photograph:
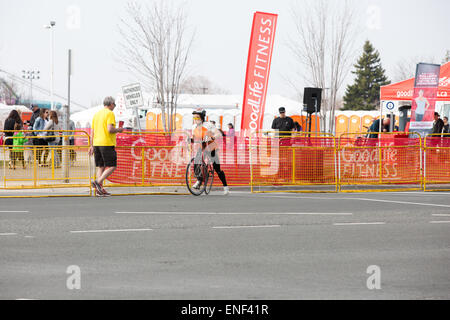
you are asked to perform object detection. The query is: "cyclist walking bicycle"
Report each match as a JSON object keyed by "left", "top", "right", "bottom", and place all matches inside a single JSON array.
[{"left": 187, "top": 108, "right": 229, "bottom": 195}]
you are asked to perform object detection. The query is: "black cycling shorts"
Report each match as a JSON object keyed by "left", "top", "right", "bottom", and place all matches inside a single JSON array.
[{"left": 94, "top": 146, "right": 117, "bottom": 167}]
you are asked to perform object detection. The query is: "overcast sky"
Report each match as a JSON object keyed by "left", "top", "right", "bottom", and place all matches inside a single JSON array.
[{"left": 1, "top": 0, "right": 449, "bottom": 111}]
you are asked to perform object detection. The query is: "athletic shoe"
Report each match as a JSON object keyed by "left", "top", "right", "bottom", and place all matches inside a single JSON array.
[
  {"left": 223, "top": 186, "right": 230, "bottom": 195},
  {"left": 100, "top": 187, "right": 111, "bottom": 197},
  {"left": 193, "top": 180, "right": 201, "bottom": 189},
  {"left": 91, "top": 180, "right": 104, "bottom": 196}
]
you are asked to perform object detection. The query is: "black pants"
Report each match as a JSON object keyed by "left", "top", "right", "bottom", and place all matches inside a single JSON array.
[
  {"left": 34, "top": 139, "right": 48, "bottom": 164},
  {"left": 194, "top": 149, "right": 227, "bottom": 187}
]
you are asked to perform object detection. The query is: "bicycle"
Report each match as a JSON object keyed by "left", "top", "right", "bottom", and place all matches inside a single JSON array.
[{"left": 185, "top": 140, "right": 215, "bottom": 196}]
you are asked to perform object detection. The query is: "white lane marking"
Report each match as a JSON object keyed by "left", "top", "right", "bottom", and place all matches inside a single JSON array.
[
  {"left": 247, "top": 191, "right": 450, "bottom": 196},
  {"left": 432, "top": 214, "right": 450, "bottom": 217},
  {"left": 0, "top": 233, "right": 17, "bottom": 236},
  {"left": 212, "top": 225, "right": 281, "bottom": 229},
  {"left": 333, "top": 222, "right": 386, "bottom": 226},
  {"left": 429, "top": 221, "right": 450, "bottom": 224},
  {"left": 0, "top": 211, "right": 29, "bottom": 213},
  {"left": 117, "top": 211, "right": 352, "bottom": 216},
  {"left": 261, "top": 195, "right": 450, "bottom": 208},
  {"left": 352, "top": 198, "right": 450, "bottom": 208},
  {"left": 70, "top": 228, "right": 153, "bottom": 234}
]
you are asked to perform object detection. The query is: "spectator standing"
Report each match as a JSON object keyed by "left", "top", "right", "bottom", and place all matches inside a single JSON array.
[
  {"left": 211, "top": 121, "right": 225, "bottom": 137},
  {"left": 11, "top": 122, "right": 27, "bottom": 170},
  {"left": 271, "top": 107, "right": 295, "bottom": 136},
  {"left": 68, "top": 119, "right": 77, "bottom": 163},
  {"left": 29, "top": 104, "right": 40, "bottom": 128},
  {"left": 367, "top": 118, "right": 390, "bottom": 138},
  {"left": 33, "top": 108, "right": 49, "bottom": 166},
  {"left": 442, "top": 116, "right": 449, "bottom": 135},
  {"left": 432, "top": 112, "right": 444, "bottom": 135},
  {"left": 227, "top": 123, "right": 235, "bottom": 137},
  {"left": 3, "top": 110, "right": 22, "bottom": 169},
  {"left": 44, "top": 111, "right": 63, "bottom": 168},
  {"left": 294, "top": 121, "right": 302, "bottom": 132},
  {"left": 89, "top": 96, "right": 124, "bottom": 196}
]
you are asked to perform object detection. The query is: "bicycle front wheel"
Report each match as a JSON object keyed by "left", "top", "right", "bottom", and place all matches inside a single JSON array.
[
  {"left": 204, "top": 165, "right": 214, "bottom": 195},
  {"left": 186, "top": 157, "right": 206, "bottom": 196}
]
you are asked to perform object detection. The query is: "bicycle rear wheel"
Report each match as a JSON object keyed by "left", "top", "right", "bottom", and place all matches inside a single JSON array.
[
  {"left": 204, "top": 165, "right": 214, "bottom": 195},
  {"left": 186, "top": 157, "right": 206, "bottom": 196}
]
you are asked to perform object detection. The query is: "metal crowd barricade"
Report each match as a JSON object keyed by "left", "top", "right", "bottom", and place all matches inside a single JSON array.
[
  {"left": 423, "top": 133, "right": 450, "bottom": 191},
  {"left": 338, "top": 132, "right": 422, "bottom": 192},
  {"left": 249, "top": 131, "right": 338, "bottom": 193},
  {"left": 0, "top": 130, "right": 92, "bottom": 197},
  {"left": 3, "top": 128, "right": 450, "bottom": 196}
]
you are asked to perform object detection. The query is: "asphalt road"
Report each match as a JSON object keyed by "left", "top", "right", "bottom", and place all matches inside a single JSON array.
[{"left": 0, "top": 191, "right": 449, "bottom": 299}]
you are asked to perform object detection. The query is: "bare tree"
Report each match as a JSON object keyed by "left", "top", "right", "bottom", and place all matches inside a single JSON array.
[
  {"left": 443, "top": 50, "right": 450, "bottom": 64},
  {"left": 179, "top": 75, "right": 230, "bottom": 94},
  {"left": 287, "top": 0, "right": 359, "bottom": 133},
  {"left": 0, "top": 76, "right": 23, "bottom": 105},
  {"left": 393, "top": 55, "right": 437, "bottom": 82},
  {"left": 117, "top": 1, "right": 194, "bottom": 132}
]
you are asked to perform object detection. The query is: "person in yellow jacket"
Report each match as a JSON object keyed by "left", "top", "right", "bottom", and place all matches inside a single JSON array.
[{"left": 88, "top": 96, "right": 124, "bottom": 196}]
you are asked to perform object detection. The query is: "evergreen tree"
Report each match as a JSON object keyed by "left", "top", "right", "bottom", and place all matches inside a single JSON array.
[{"left": 342, "top": 40, "right": 390, "bottom": 110}]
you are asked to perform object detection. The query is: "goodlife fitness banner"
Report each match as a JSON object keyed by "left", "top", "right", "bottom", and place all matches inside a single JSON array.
[
  {"left": 410, "top": 63, "right": 441, "bottom": 130},
  {"left": 240, "top": 12, "right": 278, "bottom": 132}
]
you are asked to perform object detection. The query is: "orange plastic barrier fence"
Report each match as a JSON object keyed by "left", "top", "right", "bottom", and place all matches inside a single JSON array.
[
  {"left": 4, "top": 129, "right": 449, "bottom": 196},
  {"left": 424, "top": 133, "right": 450, "bottom": 191},
  {"left": 338, "top": 132, "right": 422, "bottom": 192},
  {"left": 249, "top": 132, "right": 338, "bottom": 192}
]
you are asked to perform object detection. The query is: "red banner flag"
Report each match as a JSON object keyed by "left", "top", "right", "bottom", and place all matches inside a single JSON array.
[{"left": 240, "top": 11, "right": 278, "bottom": 132}]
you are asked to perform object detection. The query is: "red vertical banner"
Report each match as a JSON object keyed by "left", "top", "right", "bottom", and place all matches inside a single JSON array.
[
  {"left": 240, "top": 12, "right": 278, "bottom": 132},
  {"left": 410, "top": 63, "right": 441, "bottom": 132}
]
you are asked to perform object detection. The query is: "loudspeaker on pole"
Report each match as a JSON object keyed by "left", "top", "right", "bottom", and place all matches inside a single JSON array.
[{"left": 303, "top": 87, "right": 322, "bottom": 114}]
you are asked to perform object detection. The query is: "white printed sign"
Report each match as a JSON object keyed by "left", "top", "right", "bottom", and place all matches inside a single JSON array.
[
  {"left": 382, "top": 100, "right": 398, "bottom": 113},
  {"left": 122, "top": 83, "right": 143, "bottom": 109}
]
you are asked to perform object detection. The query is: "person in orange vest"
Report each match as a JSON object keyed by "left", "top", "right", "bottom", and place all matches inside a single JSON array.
[{"left": 190, "top": 108, "right": 229, "bottom": 195}]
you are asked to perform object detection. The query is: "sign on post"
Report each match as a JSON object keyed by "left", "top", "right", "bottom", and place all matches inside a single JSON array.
[
  {"left": 382, "top": 101, "right": 397, "bottom": 113},
  {"left": 122, "top": 83, "right": 143, "bottom": 131},
  {"left": 122, "top": 83, "right": 143, "bottom": 108}
]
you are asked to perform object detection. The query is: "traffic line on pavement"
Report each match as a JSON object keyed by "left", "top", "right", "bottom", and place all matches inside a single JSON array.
[
  {"left": 429, "top": 221, "right": 450, "bottom": 224},
  {"left": 212, "top": 225, "right": 281, "bottom": 229},
  {"left": 261, "top": 195, "right": 450, "bottom": 208},
  {"left": 432, "top": 214, "right": 450, "bottom": 217},
  {"left": 117, "top": 211, "right": 352, "bottom": 215},
  {"left": 333, "top": 222, "right": 386, "bottom": 226},
  {"left": 350, "top": 198, "right": 450, "bottom": 208},
  {"left": 70, "top": 228, "right": 153, "bottom": 234},
  {"left": 0, "top": 233, "right": 18, "bottom": 236},
  {"left": 0, "top": 211, "right": 29, "bottom": 213}
]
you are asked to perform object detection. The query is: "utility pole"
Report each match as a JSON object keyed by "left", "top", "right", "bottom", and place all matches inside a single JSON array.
[{"left": 63, "top": 49, "right": 72, "bottom": 183}]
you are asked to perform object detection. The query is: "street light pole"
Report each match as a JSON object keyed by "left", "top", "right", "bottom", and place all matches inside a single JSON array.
[
  {"left": 44, "top": 21, "right": 56, "bottom": 110},
  {"left": 22, "top": 70, "right": 40, "bottom": 107}
]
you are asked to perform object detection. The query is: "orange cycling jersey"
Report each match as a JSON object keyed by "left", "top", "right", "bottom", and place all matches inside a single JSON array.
[
  {"left": 193, "top": 125, "right": 209, "bottom": 142},
  {"left": 192, "top": 122, "right": 219, "bottom": 151}
]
